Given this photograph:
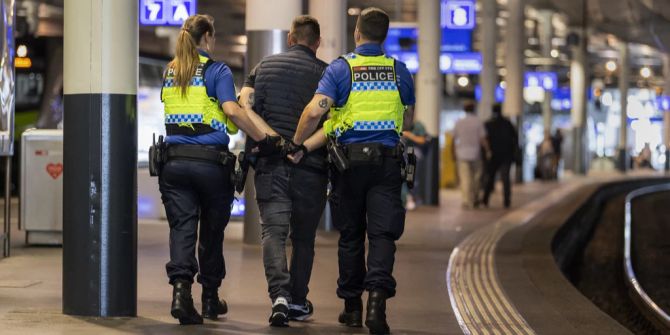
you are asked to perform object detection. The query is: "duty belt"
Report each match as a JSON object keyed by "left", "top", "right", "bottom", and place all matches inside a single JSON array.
[
  {"left": 342, "top": 143, "right": 402, "bottom": 158},
  {"left": 165, "top": 144, "right": 234, "bottom": 166}
]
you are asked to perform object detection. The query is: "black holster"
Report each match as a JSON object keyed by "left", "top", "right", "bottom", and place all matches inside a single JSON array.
[
  {"left": 232, "top": 151, "right": 251, "bottom": 193},
  {"left": 148, "top": 134, "right": 165, "bottom": 177},
  {"left": 327, "top": 137, "right": 349, "bottom": 172},
  {"left": 403, "top": 146, "right": 417, "bottom": 189}
]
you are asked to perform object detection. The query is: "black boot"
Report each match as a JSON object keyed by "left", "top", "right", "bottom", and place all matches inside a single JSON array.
[
  {"left": 365, "top": 290, "right": 390, "bottom": 334},
  {"left": 170, "top": 280, "right": 203, "bottom": 325},
  {"left": 202, "top": 288, "right": 228, "bottom": 320},
  {"left": 338, "top": 297, "right": 363, "bottom": 328}
]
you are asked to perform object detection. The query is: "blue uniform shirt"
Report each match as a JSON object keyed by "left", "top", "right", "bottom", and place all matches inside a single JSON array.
[
  {"left": 166, "top": 50, "right": 237, "bottom": 146},
  {"left": 316, "top": 43, "right": 416, "bottom": 147}
]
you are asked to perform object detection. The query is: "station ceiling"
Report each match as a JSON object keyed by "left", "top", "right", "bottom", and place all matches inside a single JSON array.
[
  {"left": 13, "top": 0, "right": 670, "bottom": 70},
  {"left": 530, "top": 0, "right": 670, "bottom": 52}
]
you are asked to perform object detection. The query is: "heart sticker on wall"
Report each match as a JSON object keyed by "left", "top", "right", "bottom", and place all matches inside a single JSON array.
[{"left": 46, "top": 163, "right": 63, "bottom": 180}]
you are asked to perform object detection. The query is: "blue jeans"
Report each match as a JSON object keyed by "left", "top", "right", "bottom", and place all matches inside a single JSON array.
[{"left": 254, "top": 157, "right": 328, "bottom": 304}]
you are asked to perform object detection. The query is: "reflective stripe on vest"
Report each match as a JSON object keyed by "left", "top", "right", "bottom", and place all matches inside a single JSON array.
[
  {"left": 161, "top": 55, "right": 238, "bottom": 135},
  {"left": 323, "top": 53, "right": 405, "bottom": 137}
]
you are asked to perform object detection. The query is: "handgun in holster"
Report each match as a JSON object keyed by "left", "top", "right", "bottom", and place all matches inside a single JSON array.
[
  {"left": 232, "top": 151, "right": 251, "bottom": 193},
  {"left": 327, "top": 137, "right": 349, "bottom": 173},
  {"left": 405, "top": 146, "right": 417, "bottom": 189},
  {"left": 148, "top": 133, "right": 165, "bottom": 177}
]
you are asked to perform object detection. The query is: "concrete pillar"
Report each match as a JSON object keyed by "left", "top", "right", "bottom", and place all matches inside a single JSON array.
[
  {"left": 570, "top": 31, "right": 588, "bottom": 174},
  {"left": 538, "top": 10, "right": 553, "bottom": 132},
  {"left": 503, "top": 0, "right": 526, "bottom": 182},
  {"left": 416, "top": 0, "right": 440, "bottom": 205},
  {"left": 62, "top": 0, "right": 137, "bottom": 316},
  {"left": 244, "top": 0, "right": 301, "bottom": 245},
  {"left": 663, "top": 54, "right": 670, "bottom": 171},
  {"left": 478, "top": 0, "right": 497, "bottom": 121},
  {"left": 617, "top": 42, "right": 629, "bottom": 172},
  {"left": 309, "top": 0, "right": 346, "bottom": 63},
  {"left": 0, "top": 0, "right": 15, "bottom": 258},
  {"left": 415, "top": 0, "right": 440, "bottom": 135}
]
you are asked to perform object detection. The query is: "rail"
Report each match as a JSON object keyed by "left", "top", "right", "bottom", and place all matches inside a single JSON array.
[{"left": 624, "top": 183, "right": 670, "bottom": 330}]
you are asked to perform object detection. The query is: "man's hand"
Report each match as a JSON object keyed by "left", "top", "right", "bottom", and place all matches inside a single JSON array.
[
  {"left": 285, "top": 141, "right": 308, "bottom": 164},
  {"left": 287, "top": 151, "right": 305, "bottom": 164},
  {"left": 256, "top": 134, "right": 286, "bottom": 156}
]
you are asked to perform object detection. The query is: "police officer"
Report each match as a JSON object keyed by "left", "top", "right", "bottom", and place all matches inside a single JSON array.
[
  {"left": 238, "top": 15, "right": 329, "bottom": 327},
  {"left": 292, "top": 8, "right": 415, "bottom": 335},
  {"left": 159, "top": 14, "right": 274, "bottom": 325}
]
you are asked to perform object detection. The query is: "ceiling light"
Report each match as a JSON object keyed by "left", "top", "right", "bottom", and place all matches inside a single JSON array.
[
  {"left": 347, "top": 7, "right": 361, "bottom": 16},
  {"left": 457, "top": 76, "right": 470, "bottom": 88},
  {"left": 605, "top": 60, "right": 617, "bottom": 72},
  {"left": 17, "top": 44, "right": 27, "bottom": 58},
  {"left": 550, "top": 49, "right": 559, "bottom": 58},
  {"left": 640, "top": 67, "right": 652, "bottom": 79}
]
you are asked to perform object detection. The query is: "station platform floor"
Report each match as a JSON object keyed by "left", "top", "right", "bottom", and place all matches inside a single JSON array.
[{"left": 0, "top": 181, "right": 587, "bottom": 334}]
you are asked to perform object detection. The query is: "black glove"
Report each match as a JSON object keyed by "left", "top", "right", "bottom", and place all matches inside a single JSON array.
[
  {"left": 286, "top": 141, "right": 308, "bottom": 157},
  {"left": 256, "top": 134, "right": 286, "bottom": 156}
]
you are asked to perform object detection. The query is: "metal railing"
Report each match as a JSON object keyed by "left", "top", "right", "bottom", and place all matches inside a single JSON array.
[{"left": 624, "top": 184, "right": 670, "bottom": 329}]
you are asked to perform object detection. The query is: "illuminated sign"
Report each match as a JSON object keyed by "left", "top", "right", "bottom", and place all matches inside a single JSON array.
[
  {"left": 140, "top": 0, "right": 197, "bottom": 26},
  {"left": 15, "top": 57, "right": 32, "bottom": 69},
  {"left": 475, "top": 85, "right": 505, "bottom": 102},
  {"left": 525, "top": 72, "right": 558, "bottom": 91},
  {"left": 440, "top": 52, "right": 482, "bottom": 74},
  {"left": 442, "top": 0, "right": 476, "bottom": 30},
  {"left": 231, "top": 198, "right": 245, "bottom": 217},
  {"left": 657, "top": 96, "right": 670, "bottom": 111},
  {"left": 384, "top": 25, "right": 474, "bottom": 73}
]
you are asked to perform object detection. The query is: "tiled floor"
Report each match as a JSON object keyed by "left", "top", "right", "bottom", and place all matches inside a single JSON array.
[{"left": 0, "top": 182, "right": 556, "bottom": 334}]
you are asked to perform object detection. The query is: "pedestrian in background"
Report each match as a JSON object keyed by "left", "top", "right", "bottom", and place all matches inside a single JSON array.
[
  {"left": 480, "top": 104, "right": 517, "bottom": 209},
  {"left": 551, "top": 129, "right": 563, "bottom": 178},
  {"left": 402, "top": 120, "right": 428, "bottom": 210},
  {"left": 452, "top": 101, "right": 490, "bottom": 209}
]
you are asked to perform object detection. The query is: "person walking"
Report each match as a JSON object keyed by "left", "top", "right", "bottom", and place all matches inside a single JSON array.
[
  {"left": 158, "top": 14, "right": 272, "bottom": 325},
  {"left": 402, "top": 120, "right": 428, "bottom": 210},
  {"left": 481, "top": 104, "right": 518, "bottom": 208},
  {"left": 238, "top": 15, "right": 329, "bottom": 327},
  {"left": 452, "top": 101, "right": 490, "bottom": 209},
  {"left": 291, "top": 7, "right": 415, "bottom": 334}
]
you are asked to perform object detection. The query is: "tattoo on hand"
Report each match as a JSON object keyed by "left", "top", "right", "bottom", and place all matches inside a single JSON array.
[{"left": 318, "top": 98, "right": 328, "bottom": 109}]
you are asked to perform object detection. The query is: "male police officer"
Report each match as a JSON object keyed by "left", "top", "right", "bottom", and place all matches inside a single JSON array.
[
  {"left": 238, "top": 15, "right": 329, "bottom": 327},
  {"left": 292, "top": 8, "right": 415, "bottom": 335}
]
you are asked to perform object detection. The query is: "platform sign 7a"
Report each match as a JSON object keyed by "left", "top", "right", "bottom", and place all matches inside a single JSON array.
[
  {"left": 442, "top": 0, "right": 476, "bottom": 30},
  {"left": 140, "top": 0, "right": 197, "bottom": 26}
]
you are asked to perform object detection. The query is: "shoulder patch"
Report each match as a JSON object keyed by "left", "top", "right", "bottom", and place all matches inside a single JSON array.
[{"left": 342, "top": 52, "right": 357, "bottom": 60}]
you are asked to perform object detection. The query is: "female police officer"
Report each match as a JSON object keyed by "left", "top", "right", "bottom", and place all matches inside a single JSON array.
[{"left": 159, "top": 14, "right": 271, "bottom": 325}]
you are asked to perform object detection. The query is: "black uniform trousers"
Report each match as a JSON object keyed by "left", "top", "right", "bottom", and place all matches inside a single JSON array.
[
  {"left": 159, "top": 158, "right": 234, "bottom": 289},
  {"left": 254, "top": 157, "right": 328, "bottom": 304},
  {"left": 482, "top": 158, "right": 512, "bottom": 207},
  {"left": 330, "top": 157, "right": 406, "bottom": 299}
]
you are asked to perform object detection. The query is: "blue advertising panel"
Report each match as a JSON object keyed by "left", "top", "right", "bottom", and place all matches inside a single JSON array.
[
  {"left": 475, "top": 85, "right": 505, "bottom": 102},
  {"left": 525, "top": 71, "right": 558, "bottom": 91},
  {"left": 441, "top": 0, "right": 476, "bottom": 30},
  {"left": 657, "top": 96, "right": 670, "bottom": 111},
  {"left": 385, "top": 26, "right": 471, "bottom": 53},
  {"left": 140, "top": 0, "right": 197, "bottom": 26},
  {"left": 440, "top": 52, "right": 482, "bottom": 74},
  {"left": 384, "top": 26, "right": 418, "bottom": 53},
  {"left": 551, "top": 87, "right": 572, "bottom": 111},
  {"left": 441, "top": 28, "right": 472, "bottom": 52}
]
